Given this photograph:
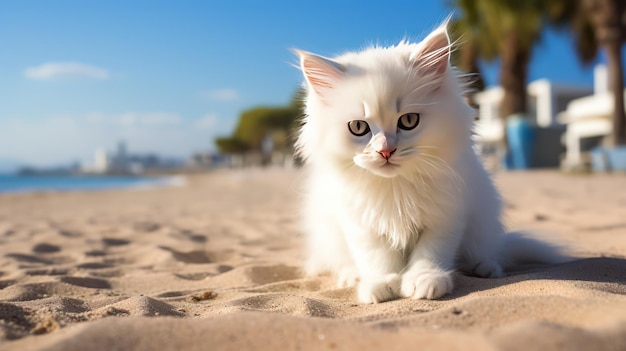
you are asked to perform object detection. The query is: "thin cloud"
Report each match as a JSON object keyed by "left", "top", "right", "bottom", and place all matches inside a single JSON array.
[
  {"left": 0, "top": 112, "right": 226, "bottom": 166},
  {"left": 24, "top": 62, "right": 110, "bottom": 80},
  {"left": 85, "top": 112, "right": 182, "bottom": 127},
  {"left": 195, "top": 114, "right": 218, "bottom": 129},
  {"left": 201, "top": 89, "right": 239, "bottom": 101}
]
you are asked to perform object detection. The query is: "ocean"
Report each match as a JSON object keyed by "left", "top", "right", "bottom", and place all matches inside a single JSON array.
[{"left": 0, "top": 174, "right": 185, "bottom": 194}]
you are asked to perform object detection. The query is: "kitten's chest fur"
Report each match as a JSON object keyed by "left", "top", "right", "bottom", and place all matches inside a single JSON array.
[{"left": 335, "top": 170, "right": 455, "bottom": 249}]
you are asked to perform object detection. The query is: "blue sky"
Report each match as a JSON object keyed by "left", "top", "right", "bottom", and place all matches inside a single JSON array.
[{"left": 0, "top": 0, "right": 615, "bottom": 169}]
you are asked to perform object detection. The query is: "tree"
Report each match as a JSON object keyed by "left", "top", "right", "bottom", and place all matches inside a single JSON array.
[
  {"left": 215, "top": 137, "right": 249, "bottom": 154},
  {"left": 452, "top": 0, "right": 546, "bottom": 121},
  {"left": 545, "top": 0, "right": 626, "bottom": 146},
  {"left": 214, "top": 88, "right": 304, "bottom": 155},
  {"left": 449, "top": 2, "right": 496, "bottom": 95},
  {"left": 451, "top": 1, "right": 583, "bottom": 121},
  {"left": 580, "top": 0, "right": 626, "bottom": 146}
]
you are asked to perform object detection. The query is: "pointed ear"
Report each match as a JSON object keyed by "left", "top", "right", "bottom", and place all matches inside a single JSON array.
[
  {"left": 409, "top": 21, "right": 451, "bottom": 75},
  {"left": 294, "top": 50, "right": 345, "bottom": 98}
]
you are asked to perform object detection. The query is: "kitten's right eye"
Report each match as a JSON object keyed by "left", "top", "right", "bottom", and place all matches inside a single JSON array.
[
  {"left": 347, "top": 120, "right": 370, "bottom": 136},
  {"left": 398, "top": 113, "right": 420, "bottom": 130}
]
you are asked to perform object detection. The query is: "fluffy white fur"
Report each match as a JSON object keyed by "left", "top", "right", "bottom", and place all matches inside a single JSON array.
[{"left": 295, "top": 22, "right": 563, "bottom": 304}]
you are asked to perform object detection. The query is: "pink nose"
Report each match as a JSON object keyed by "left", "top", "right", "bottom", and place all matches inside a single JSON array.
[{"left": 377, "top": 148, "right": 397, "bottom": 159}]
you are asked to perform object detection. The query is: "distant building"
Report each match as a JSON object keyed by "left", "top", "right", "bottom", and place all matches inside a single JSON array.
[
  {"left": 473, "top": 79, "right": 592, "bottom": 169},
  {"left": 560, "top": 65, "right": 623, "bottom": 170},
  {"left": 474, "top": 79, "right": 592, "bottom": 142},
  {"left": 93, "top": 148, "right": 109, "bottom": 173},
  {"left": 82, "top": 141, "right": 183, "bottom": 174},
  {"left": 188, "top": 152, "right": 227, "bottom": 169}
]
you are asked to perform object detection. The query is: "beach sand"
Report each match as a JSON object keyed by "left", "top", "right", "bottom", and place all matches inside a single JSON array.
[{"left": 0, "top": 168, "right": 625, "bottom": 350}]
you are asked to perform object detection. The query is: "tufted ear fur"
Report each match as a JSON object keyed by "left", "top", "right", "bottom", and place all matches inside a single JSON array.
[
  {"left": 409, "top": 22, "right": 451, "bottom": 76},
  {"left": 295, "top": 50, "right": 346, "bottom": 98}
]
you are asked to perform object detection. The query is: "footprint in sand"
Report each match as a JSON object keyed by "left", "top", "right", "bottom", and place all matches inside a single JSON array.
[
  {"left": 76, "top": 262, "right": 114, "bottom": 269},
  {"left": 84, "top": 250, "right": 107, "bottom": 257},
  {"left": 217, "top": 265, "right": 233, "bottom": 273},
  {"left": 132, "top": 222, "right": 161, "bottom": 233},
  {"left": 93, "top": 296, "right": 184, "bottom": 317},
  {"left": 0, "top": 282, "right": 98, "bottom": 302},
  {"left": 27, "top": 296, "right": 91, "bottom": 314},
  {"left": 31, "top": 243, "right": 61, "bottom": 254},
  {"left": 240, "top": 238, "right": 268, "bottom": 247},
  {"left": 86, "top": 269, "right": 124, "bottom": 279},
  {"left": 5, "top": 253, "right": 52, "bottom": 265},
  {"left": 229, "top": 294, "right": 335, "bottom": 318},
  {"left": 174, "top": 272, "right": 213, "bottom": 281},
  {"left": 174, "top": 264, "right": 232, "bottom": 280},
  {"left": 0, "top": 302, "right": 36, "bottom": 339},
  {"left": 6, "top": 253, "right": 72, "bottom": 266},
  {"left": 25, "top": 268, "right": 70, "bottom": 276},
  {"left": 102, "top": 238, "right": 130, "bottom": 246},
  {"left": 59, "top": 277, "right": 112, "bottom": 289},
  {"left": 159, "top": 246, "right": 233, "bottom": 264},
  {"left": 154, "top": 291, "right": 192, "bottom": 298},
  {"left": 187, "top": 233, "right": 207, "bottom": 243},
  {"left": 167, "top": 228, "right": 208, "bottom": 243},
  {"left": 0, "top": 279, "right": 16, "bottom": 289},
  {"left": 1, "top": 229, "right": 16, "bottom": 237},
  {"left": 57, "top": 230, "right": 82, "bottom": 238},
  {"left": 207, "top": 264, "right": 302, "bottom": 289},
  {"left": 245, "top": 265, "right": 301, "bottom": 285}
]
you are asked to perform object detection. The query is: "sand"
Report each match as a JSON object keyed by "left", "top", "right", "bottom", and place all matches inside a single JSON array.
[{"left": 0, "top": 168, "right": 625, "bottom": 350}]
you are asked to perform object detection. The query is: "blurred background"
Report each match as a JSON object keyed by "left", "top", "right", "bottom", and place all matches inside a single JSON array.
[{"left": 1, "top": 0, "right": 625, "bottom": 191}]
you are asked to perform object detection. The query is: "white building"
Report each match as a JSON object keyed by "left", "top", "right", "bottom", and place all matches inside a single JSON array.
[
  {"left": 93, "top": 147, "right": 109, "bottom": 173},
  {"left": 560, "top": 65, "right": 625, "bottom": 170},
  {"left": 473, "top": 78, "right": 592, "bottom": 168},
  {"left": 82, "top": 141, "right": 152, "bottom": 174},
  {"left": 474, "top": 79, "right": 592, "bottom": 143}
]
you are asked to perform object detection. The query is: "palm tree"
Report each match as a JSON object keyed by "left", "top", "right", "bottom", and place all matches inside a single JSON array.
[
  {"left": 579, "top": 0, "right": 626, "bottom": 146},
  {"left": 449, "top": 1, "right": 497, "bottom": 95},
  {"left": 452, "top": 1, "right": 596, "bottom": 121},
  {"left": 454, "top": 0, "right": 626, "bottom": 146},
  {"left": 452, "top": 0, "right": 549, "bottom": 122}
]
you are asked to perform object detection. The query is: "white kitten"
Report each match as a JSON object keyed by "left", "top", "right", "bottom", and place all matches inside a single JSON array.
[{"left": 295, "top": 22, "right": 564, "bottom": 303}]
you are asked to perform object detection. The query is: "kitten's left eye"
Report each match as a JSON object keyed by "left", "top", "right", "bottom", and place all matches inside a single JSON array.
[
  {"left": 398, "top": 113, "right": 420, "bottom": 130},
  {"left": 347, "top": 120, "right": 370, "bottom": 136}
]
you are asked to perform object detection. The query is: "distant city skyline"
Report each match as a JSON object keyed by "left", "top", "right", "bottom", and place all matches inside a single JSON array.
[{"left": 0, "top": 1, "right": 624, "bottom": 170}]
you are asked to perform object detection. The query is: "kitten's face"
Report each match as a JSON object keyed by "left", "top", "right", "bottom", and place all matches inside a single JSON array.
[
  {"left": 297, "top": 24, "right": 473, "bottom": 179},
  {"left": 349, "top": 111, "right": 421, "bottom": 178}
]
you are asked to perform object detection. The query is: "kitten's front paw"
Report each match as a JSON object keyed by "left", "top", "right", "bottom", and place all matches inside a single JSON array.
[
  {"left": 472, "top": 260, "right": 503, "bottom": 278},
  {"left": 400, "top": 268, "right": 452, "bottom": 300},
  {"left": 336, "top": 267, "right": 359, "bottom": 288},
  {"left": 357, "top": 273, "right": 401, "bottom": 304}
]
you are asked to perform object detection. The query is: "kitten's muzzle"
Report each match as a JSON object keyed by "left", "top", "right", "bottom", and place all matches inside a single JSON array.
[{"left": 377, "top": 148, "right": 397, "bottom": 160}]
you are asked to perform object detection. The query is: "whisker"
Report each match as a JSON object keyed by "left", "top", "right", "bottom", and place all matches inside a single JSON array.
[
  {"left": 407, "top": 80, "right": 441, "bottom": 95},
  {"left": 419, "top": 153, "right": 464, "bottom": 187},
  {"left": 414, "top": 146, "right": 439, "bottom": 150},
  {"left": 402, "top": 101, "right": 439, "bottom": 107},
  {"left": 417, "top": 152, "right": 465, "bottom": 194},
  {"left": 397, "top": 147, "right": 415, "bottom": 157}
]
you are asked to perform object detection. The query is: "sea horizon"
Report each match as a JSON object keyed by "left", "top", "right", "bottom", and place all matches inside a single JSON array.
[{"left": 0, "top": 173, "right": 186, "bottom": 194}]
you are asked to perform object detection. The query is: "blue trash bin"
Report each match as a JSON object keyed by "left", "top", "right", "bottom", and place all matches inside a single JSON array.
[
  {"left": 607, "top": 146, "right": 626, "bottom": 172},
  {"left": 505, "top": 115, "right": 535, "bottom": 170},
  {"left": 590, "top": 147, "right": 609, "bottom": 172}
]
